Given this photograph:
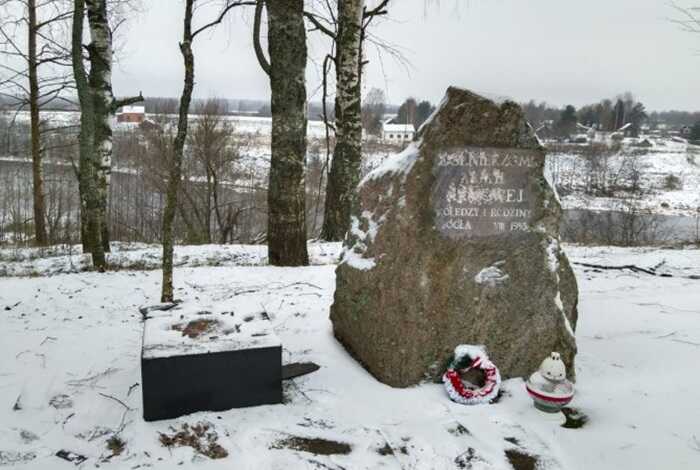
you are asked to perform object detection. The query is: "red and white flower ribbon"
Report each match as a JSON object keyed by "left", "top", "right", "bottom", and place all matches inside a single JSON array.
[{"left": 443, "top": 345, "right": 501, "bottom": 405}]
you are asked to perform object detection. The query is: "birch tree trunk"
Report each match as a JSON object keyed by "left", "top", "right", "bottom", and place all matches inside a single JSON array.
[
  {"left": 72, "top": 0, "right": 106, "bottom": 269},
  {"left": 321, "top": 0, "right": 364, "bottom": 241},
  {"left": 27, "top": 0, "right": 48, "bottom": 246},
  {"left": 260, "top": 0, "right": 310, "bottom": 266},
  {"left": 161, "top": 0, "right": 195, "bottom": 302},
  {"left": 85, "top": 0, "right": 114, "bottom": 253},
  {"left": 76, "top": 0, "right": 142, "bottom": 255}
]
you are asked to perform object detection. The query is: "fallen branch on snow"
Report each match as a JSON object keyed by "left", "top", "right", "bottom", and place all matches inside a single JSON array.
[
  {"left": 98, "top": 392, "right": 134, "bottom": 411},
  {"left": 138, "top": 302, "right": 180, "bottom": 318},
  {"left": 127, "top": 383, "right": 139, "bottom": 397},
  {"left": 573, "top": 262, "right": 700, "bottom": 279},
  {"left": 573, "top": 262, "right": 660, "bottom": 276}
]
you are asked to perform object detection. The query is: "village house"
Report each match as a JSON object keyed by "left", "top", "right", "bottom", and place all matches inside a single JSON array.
[
  {"left": 117, "top": 105, "right": 146, "bottom": 124},
  {"left": 381, "top": 121, "right": 415, "bottom": 143}
]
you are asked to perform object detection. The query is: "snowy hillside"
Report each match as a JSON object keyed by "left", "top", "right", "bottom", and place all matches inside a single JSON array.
[
  {"left": 6, "top": 111, "right": 330, "bottom": 139},
  {"left": 1, "top": 244, "right": 699, "bottom": 469},
  {"left": 547, "top": 139, "right": 700, "bottom": 217}
]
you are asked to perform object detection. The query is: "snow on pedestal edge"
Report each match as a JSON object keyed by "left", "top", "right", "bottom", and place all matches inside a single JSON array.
[{"left": 142, "top": 310, "right": 281, "bottom": 360}]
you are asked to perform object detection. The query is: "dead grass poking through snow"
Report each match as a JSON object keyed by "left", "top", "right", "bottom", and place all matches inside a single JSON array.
[
  {"left": 271, "top": 435, "right": 352, "bottom": 456},
  {"left": 106, "top": 436, "right": 125, "bottom": 457},
  {"left": 158, "top": 423, "right": 228, "bottom": 459},
  {"left": 171, "top": 319, "right": 219, "bottom": 339}
]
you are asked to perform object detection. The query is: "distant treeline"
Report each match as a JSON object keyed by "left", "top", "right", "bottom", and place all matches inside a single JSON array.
[
  {"left": 0, "top": 95, "right": 400, "bottom": 122},
  {"left": 2, "top": 93, "right": 696, "bottom": 130},
  {"left": 522, "top": 93, "right": 700, "bottom": 130}
]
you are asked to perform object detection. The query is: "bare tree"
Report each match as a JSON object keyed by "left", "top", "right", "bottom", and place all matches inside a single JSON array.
[
  {"left": 361, "top": 87, "right": 386, "bottom": 136},
  {"left": 161, "top": 0, "right": 252, "bottom": 302},
  {"left": 254, "top": 0, "right": 309, "bottom": 266},
  {"left": 0, "top": 0, "right": 73, "bottom": 245},
  {"left": 161, "top": 0, "right": 196, "bottom": 301},
  {"left": 187, "top": 99, "right": 243, "bottom": 243}
]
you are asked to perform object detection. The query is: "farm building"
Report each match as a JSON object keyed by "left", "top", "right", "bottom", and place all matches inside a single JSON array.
[
  {"left": 117, "top": 105, "right": 146, "bottom": 124},
  {"left": 381, "top": 122, "right": 415, "bottom": 143}
]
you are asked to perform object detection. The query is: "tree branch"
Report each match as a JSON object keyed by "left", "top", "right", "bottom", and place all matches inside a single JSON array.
[
  {"left": 35, "top": 10, "right": 72, "bottom": 30},
  {"left": 303, "top": 11, "right": 336, "bottom": 39},
  {"left": 112, "top": 91, "right": 144, "bottom": 112},
  {"left": 252, "top": 0, "right": 270, "bottom": 76},
  {"left": 363, "top": 0, "right": 389, "bottom": 19},
  {"left": 670, "top": 2, "right": 700, "bottom": 33},
  {"left": 191, "top": 0, "right": 255, "bottom": 40}
]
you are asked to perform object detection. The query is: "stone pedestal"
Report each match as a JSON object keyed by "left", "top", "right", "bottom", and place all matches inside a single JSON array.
[
  {"left": 330, "top": 87, "right": 578, "bottom": 387},
  {"left": 141, "top": 309, "right": 281, "bottom": 421}
]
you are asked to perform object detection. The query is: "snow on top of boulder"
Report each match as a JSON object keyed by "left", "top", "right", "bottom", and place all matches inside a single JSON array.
[{"left": 359, "top": 140, "right": 422, "bottom": 186}]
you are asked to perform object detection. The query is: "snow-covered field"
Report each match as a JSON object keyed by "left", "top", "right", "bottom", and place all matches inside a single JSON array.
[
  {"left": 1, "top": 244, "right": 699, "bottom": 469},
  {"left": 6, "top": 111, "right": 330, "bottom": 139},
  {"left": 547, "top": 139, "right": 700, "bottom": 217},
  {"left": 0, "top": 242, "right": 342, "bottom": 277},
  {"left": 6, "top": 109, "right": 700, "bottom": 220}
]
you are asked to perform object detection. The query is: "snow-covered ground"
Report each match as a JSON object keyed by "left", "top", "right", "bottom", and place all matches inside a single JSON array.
[
  {"left": 1, "top": 244, "right": 699, "bottom": 469},
  {"left": 547, "top": 139, "right": 700, "bottom": 217},
  {"left": 0, "top": 242, "right": 342, "bottom": 277}
]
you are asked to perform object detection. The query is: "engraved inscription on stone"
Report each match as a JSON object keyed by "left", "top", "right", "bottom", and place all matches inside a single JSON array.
[{"left": 432, "top": 147, "right": 538, "bottom": 239}]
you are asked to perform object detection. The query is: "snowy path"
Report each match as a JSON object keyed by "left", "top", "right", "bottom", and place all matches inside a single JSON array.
[{"left": 1, "top": 245, "right": 699, "bottom": 469}]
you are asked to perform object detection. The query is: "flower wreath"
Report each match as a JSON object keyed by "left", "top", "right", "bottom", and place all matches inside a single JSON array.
[{"left": 442, "top": 345, "right": 501, "bottom": 405}]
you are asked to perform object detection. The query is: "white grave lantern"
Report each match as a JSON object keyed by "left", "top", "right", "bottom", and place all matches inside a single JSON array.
[{"left": 525, "top": 352, "right": 575, "bottom": 413}]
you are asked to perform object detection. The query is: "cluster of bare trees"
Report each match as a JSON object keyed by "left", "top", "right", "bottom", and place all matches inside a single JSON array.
[
  {"left": 158, "top": 0, "right": 393, "bottom": 298},
  {"left": 0, "top": 102, "right": 278, "bottom": 247},
  {"left": 1, "top": 0, "right": 399, "bottom": 300},
  {"left": 0, "top": 104, "right": 396, "bottom": 247},
  {"left": 1, "top": 112, "right": 80, "bottom": 245},
  {"left": 0, "top": 0, "right": 142, "bottom": 270},
  {"left": 0, "top": 0, "right": 74, "bottom": 246},
  {"left": 547, "top": 144, "right": 672, "bottom": 245}
]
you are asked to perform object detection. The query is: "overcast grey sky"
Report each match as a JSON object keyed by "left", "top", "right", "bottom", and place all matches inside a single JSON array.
[{"left": 112, "top": 0, "right": 700, "bottom": 111}]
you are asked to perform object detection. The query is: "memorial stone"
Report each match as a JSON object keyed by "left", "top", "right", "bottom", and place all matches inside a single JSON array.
[{"left": 330, "top": 87, "right": 579, "bottom": 387}]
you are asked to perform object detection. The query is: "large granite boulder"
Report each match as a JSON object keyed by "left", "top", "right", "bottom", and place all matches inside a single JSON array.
[{"left": 330, "top": 87, "right": 578, "bottom": 388}]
